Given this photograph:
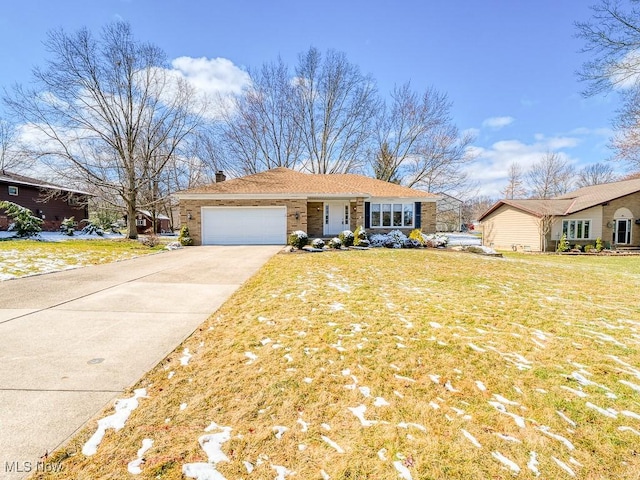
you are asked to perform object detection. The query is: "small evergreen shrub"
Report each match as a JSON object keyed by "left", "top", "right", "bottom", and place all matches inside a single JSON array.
[
  {"left": 0, "top": 200, "right": 43, "bottom": 238},
  {"left": 369, "top": 233, "right": 388, "bottom": 247},
  {"left": 80, "top": 220, "right": 104, "bottom": 236},
  {"left": 595, "top": 237, "right": 603, "bottom": 252},
  {"left": 409, "top": 229, "right": 425, "bottom": 246},
  {"left": 353, "top": 226, "right": 368, "bottom": 246},
  {"left": 384, "top": 230, "right": 407, "bottom": 248},
  {"left": 423, "top": 233, "right": 449, "bottom": 248},
  {"left": 557, "top": 233, "right": 570, "bottom": 252},
  {"left": 584, "top": 244, "right": 595, "bottom": 253},
  {"left": 403, "top": 238, "right": 422, "bottom": 249},
  {"left": 178, "top": 225, "right": 194, "bottom": 246},
  {"left": 328, "top": 237, "right": 342, "bottom": 249},
  {"left": 288, "top": 230, "right": 309, "bottom": 249},
  {"left": 311, "top": 238, "right": 325, "bottom": 249},
  {"left": 339, "top": 230, "right": 354, "bottom": 247},
  {"left": 60, "top": 217, "right": 76, "bottom": 236}
]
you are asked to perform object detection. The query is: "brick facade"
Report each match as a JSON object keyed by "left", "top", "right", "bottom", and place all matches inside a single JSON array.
[
  {"left": 181, "top": 198, "right": 438, "bottom": 245},
  {"left": 180, "top": 198, "right": 307, "bottom": 245}
]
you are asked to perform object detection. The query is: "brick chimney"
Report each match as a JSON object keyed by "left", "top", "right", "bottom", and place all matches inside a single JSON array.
[{"left": 215, "top": 171, "right": 226, "bottom": 183}]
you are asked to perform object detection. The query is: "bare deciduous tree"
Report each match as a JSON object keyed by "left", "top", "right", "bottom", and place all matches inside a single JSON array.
[
  {"left": 0, "top": 118, "right": 32, "bottom": 173},
  {"left": 4, "top": 22, "right": 204, "bottom": 238},
  {"left": 219, "top": 58, "right": 302, "bottom": 174},
  {"left": 294, "top": 47, "right": 379, "bottom": 173},
  {"left": 527, "top": 152, "right": 574, "bottom": 198},
  {"left": 576, "top": 162, "right": 618, "bottom": 187},
  {"left": 576, "top": 0, "right": 640, "bottom": 96},
  {"left": 502, "top": 162, "right": 527, "bottom": 199},
  {"left": 576, "top": 1, "right": 640, "bottom": 169}
]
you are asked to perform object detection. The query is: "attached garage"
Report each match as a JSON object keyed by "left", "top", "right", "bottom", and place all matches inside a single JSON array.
[{"left": 201, "top": 206, "right": 287, "bottom": 245}]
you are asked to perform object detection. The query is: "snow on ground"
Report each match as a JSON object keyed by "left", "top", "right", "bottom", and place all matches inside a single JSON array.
[{"left": 444, "top": 233, "right": 482, "bottom": 247}]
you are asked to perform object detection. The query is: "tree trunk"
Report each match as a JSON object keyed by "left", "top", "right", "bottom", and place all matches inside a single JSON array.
[{"left": 126, "top": 201, "right": 138, "bottom": 239}]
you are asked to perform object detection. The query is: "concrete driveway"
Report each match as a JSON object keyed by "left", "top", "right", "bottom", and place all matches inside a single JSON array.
[{"left": 0, "top": 245, "right": 281, "bottom": 479}]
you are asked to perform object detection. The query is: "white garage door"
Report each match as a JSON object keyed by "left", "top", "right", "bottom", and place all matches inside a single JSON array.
[{"left": 201, "top": 206, "right": 287, "bottom": 245}]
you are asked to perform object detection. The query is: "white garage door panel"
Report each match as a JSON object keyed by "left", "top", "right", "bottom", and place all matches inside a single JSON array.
[{"left": 202, "top": 207, "right": 287, "bottom": 245}]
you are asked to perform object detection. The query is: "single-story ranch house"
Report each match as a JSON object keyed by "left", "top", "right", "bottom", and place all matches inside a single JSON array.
[
  {"left": 0, "top": 170, "right": 90, "bottom": 231},
  {"left": 479, "top": 177, "right": 640, "bottom": 252},
  {"left": 176, "top": 167, "right": 439, "bottom": 245}
]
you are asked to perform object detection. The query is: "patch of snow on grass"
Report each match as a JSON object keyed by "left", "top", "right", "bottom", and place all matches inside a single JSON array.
[
  {"left": 321, "top": 435, "right": 345, "bottom": 453},
  {"left": 82, "top": 389, "right": 147, "bottom": 456},
  {"left": 393, "top": 460, "right": 413, "bottom": 479},
  {"left": 491, "top": 451, "right": 520, "bottom": 475},
  {"left": 180, "top": 348, "right": 192, "bottom": 366},
  {"left": 552, "top": 457, "right": 576, "bottom": 477},
  {"left": 127, "top": 438, "right": 154, "bottom": 474},
  {"left": 528, "top": 452, "right": 540, "bottom": 477},
  {"left": 461, "top": 429, "right": 482, "bottom": 448}
]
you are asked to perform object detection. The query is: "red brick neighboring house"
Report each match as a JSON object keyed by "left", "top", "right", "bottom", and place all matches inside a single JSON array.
[
  {"left": 127, "top": 210, "right": 171, "bottom": 234},
  {"left": 176, "top": 167, "right": 439, "bottom": 245},
  {"left": 0, "top": 170, "right": 90, "bottom": 231}
]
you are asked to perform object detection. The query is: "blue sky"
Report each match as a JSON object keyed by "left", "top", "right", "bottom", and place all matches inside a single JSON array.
[{"left": 0, "top": 0, "right": 622, "bottom": 197}]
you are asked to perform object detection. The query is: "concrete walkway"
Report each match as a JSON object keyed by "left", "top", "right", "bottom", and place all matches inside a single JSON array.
[{"left": 0, "top": 245, "right": 281, "bottom": 478}]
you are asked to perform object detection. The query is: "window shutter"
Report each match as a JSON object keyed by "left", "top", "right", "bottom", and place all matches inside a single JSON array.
[
  {"left": 415, "top": 202, "right": 422, "bottom": 229},
  {"left": 364, "top": 202, "right": 370, "bottom": 228}
]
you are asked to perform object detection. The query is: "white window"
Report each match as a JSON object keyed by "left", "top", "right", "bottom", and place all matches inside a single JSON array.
[
  {"left": 562, "top": 219, "right": 591, "bottom": 240},
  {"left": 8, "top": 185, "right": 18, "bottom": 196},
  {"left": 136, "top": 218, "right": 146, "bottom": 227},
  {"left": 370, "top": 203, "right": 414, "bottom": 228}
]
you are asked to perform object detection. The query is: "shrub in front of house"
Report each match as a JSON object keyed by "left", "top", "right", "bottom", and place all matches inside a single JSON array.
[
  {"left": 178, "top": 225, "right": 194, "bottom": 246},
  {"left": 328, "top": 237, "right": 342, "bottom": 249},
  {"left": 288, "top": 230, "right": 309, "bottom": 249},
  {"left": 557, "top": 233, "right": 569, "bottom": 252},
  {"left": 423, "top": 233, "right": 448, "bottom": 248},
  {"left": 311, "top": 238, "right": 325, "bottom": 249},
  {"left": 584, "top": 244, "right": 595, "bottom": 253},
  {"left": 595, "top": 237, "right": 603, "bottom": 252},
  {"left": 0, "top": 200, "right": 43, "bottom": 238},
  {"left": 60, "top": 217, "right": 76, "bottom": 236},
  {"left": 80, "top": 220, "right": 104, "bottom": 236},
  {"left": 339, "top": 230, "right": 354, "bottom": 247},
  {"left": 409, "top": 229, "right": 425, "bottom": 246},
  {"left": 353, "top": 225, "right": 368, "bottom": 246},
  {"left": 384, "top": 230, "right": 407, "bottom": 248}
]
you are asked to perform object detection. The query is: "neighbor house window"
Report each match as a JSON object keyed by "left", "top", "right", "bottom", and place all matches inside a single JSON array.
[
  {"left": 8, "top": 185, "right": 18, "bottom": 196},
  {"left": 562, "top": 219, "right": 591, "bottom": 240},
  {"left": 68, "top": 196, "right": 80, "bottom": 206},
  {"left": 136, "top": 218, "right": 146, "bottom": 227},
  {"left": 370, "top": 202, "right": 414, "bottom": 228}
]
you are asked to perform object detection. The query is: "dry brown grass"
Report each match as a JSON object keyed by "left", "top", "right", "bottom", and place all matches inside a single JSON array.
[{"left": 32, "top": 249, "right": 640, "bottom": 479}]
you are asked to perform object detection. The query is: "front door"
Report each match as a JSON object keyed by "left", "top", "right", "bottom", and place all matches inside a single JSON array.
[
  {"left": 615, "top": 218, "right": 632, "bottom": 245},
  {"left": 323, "top": 202, "right": 349, "bottom": 236}
]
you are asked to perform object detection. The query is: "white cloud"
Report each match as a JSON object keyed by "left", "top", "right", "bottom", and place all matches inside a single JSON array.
[
  {"left": 464, "top": 135, "right": 580, "bottom": 198},
  {"left": 481, "top": 116, "right": 514, "bottom": 129},
  {"left": 171, "top": 56, "right": 251, "bottom": 97}
]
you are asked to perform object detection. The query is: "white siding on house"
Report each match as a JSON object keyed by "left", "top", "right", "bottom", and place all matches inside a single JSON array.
[
  {"left": 550, "top": 206, "right": 603, "bottom": 243},
  {"left": 481, "top": 205, "right": 543, "bottom": 251}
]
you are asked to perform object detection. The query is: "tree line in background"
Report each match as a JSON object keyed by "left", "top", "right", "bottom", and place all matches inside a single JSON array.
[{"left": 3, "top": 0, "right": 640, "bottom": 238}]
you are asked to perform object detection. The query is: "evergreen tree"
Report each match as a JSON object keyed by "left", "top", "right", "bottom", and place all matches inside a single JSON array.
[{"left": 0, "top": 201, "right": 43, "bottom": 237}]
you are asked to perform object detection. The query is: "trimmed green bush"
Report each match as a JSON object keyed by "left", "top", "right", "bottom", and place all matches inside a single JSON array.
[
  {"left": 595, "top": 237, "right": 603, "bottom": 252},
  {"left": 288, "top": 230, "right": 309, "bottom": 249},
  {"left": 409, "top": 229, "right": 425, "bottom": 246},
  {"left": 311, "top": 238, "right": 325, "bottom": 249},
  {"left": 557, "top": 233, "right": 569, "bottom": 252},
  {"left": 60, "top": 217, "right": 76, "bottom": 236},
  {"left": 178, "top": 225, "right": 194, "bottom": 246},
  {"left": 339, "top": 230, "right": 354, "bottom": 247}
]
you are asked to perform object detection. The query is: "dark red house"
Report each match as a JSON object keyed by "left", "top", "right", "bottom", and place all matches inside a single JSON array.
[{"left": 0, "top": 170, "right": 90, "bottom": 231}]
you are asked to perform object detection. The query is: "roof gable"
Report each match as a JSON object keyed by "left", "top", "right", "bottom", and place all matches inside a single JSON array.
[{"left": 177, "top": 167, "right": 438, "bottom": 199}]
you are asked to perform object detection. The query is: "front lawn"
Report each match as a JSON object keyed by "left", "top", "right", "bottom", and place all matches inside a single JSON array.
[
  {"left": 33, "top": 249, "right": 640, "bottom": 479},
  {"left": 0, "top": 238, "right": 164, "bottom": 280}
]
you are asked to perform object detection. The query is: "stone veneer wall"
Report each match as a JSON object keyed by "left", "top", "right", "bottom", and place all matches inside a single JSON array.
[
  {"left": 307, "top": 202, "right": 324, "bottom": 238},
  {"left": 180, "top": 199, "right": 307, "bottom": 245}
]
